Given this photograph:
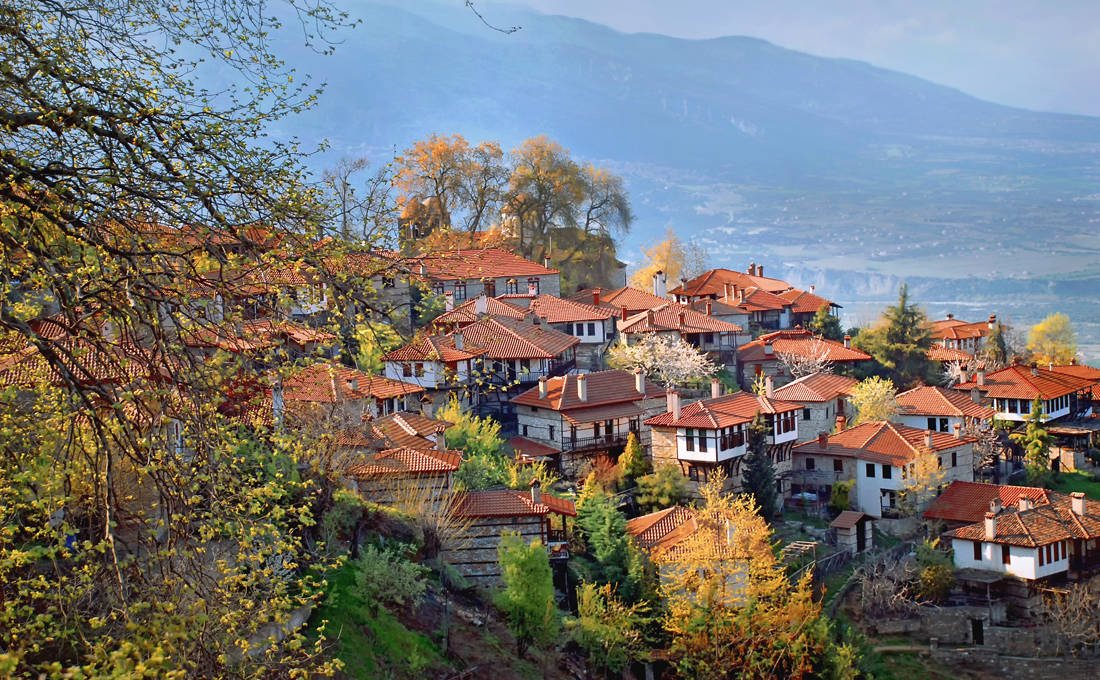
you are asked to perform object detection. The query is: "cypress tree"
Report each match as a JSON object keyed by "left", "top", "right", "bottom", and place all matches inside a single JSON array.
[{"left": 741, "top": 415, "right": 778, "bottom": 520}]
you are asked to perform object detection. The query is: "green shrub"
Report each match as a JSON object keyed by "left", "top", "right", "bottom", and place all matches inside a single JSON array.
[
  {"left": 355, "top": 543, "right": 430, "bottom": 614},
  {"left": 635, "top": 465, "right": 688, "bottom": 513},
  {"left": 828, "top": 480, "right": 853, "bottom": 515},
  {"left": 918, "top": 564, "right": 955, "bottom": 603}
]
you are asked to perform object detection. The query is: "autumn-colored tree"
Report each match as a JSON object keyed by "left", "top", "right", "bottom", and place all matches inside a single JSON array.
[
  {"left": 618, "top": 432, "right": 651, "bottom": 480},
  {"left": 635, "top": 465, "right": 689, "bottom": 513},
  {"left": 1027, "top": 313, "right": 1078, "bottom": 366},
  {"left": 629, "top": 229, "right": 686, "bottom": 291},
  {"left": 658, "top": 474, "right": 857, "bottom": 679},
  {"left": 849, "top": 376, "right": 899, "bottom": 425},
  {"left": 567, "top": 583, "right": 652, "bottom": 674},
  {"left": 899, "top": 452, "right": 946, "bottom": 516}
]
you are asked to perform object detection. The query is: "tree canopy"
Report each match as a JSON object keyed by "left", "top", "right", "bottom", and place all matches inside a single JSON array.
[
  {"left": 1027, "top": 313, "right": 1078, "bottom": 366},
  {"left": 852, "top": 284, "right": 935, "bottom": 388},
  {"left": 740, "top": 416, "right": 778, "bottom": 521}
]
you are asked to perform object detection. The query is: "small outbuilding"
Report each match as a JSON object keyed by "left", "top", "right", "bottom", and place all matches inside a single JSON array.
[{"left": 830, "top": 511, "right": 874, "bottom": 554}]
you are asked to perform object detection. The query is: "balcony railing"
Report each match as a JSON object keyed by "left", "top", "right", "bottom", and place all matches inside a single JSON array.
[{"left": 563, "top": 432, "right": 631, "bottom": 453}]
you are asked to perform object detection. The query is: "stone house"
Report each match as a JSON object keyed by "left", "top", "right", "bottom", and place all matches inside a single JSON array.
[
  {"left": 617, "top": 302, "right": 745, "bottom": 363},
  {"left": 526, "top": 294, "right": 617, "bottom": 371},
  {"left": 895, "top": 384, "right": 996, "bottom": 433},
  {"left": 777, "top": 287, "right": 842, "bottom": 329},
  {"left": 411, "top": 247, "right": 561, "bottom": 303},
  {"left": 281, "top": 362, "right": 425, "bottom": 426},
  {"left": 736, "top": 329, "right": 872, "bottom": 389},
  {"left": 923, "top": 480, "right": 1053, "bottom": 531},
  {"left": 381, "top": 333, "right": 487, "bottom": 415},
  {"left": 346, "top": 446, "right": 463, "bottom": 507},
  {"left": 772, "top": 372, "right": 859, "bottom": 443}
]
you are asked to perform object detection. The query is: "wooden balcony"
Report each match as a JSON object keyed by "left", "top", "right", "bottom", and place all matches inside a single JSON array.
[{"left": 563, "top": 432, "right": 631, "bottom": 453}]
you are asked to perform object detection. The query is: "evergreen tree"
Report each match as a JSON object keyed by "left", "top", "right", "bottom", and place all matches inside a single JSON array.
[
  {"left": 982, "top": 320, "right": 1010, "bottom": 368},
  {"left": 576, "top": 491, "right": 650, "bottom": 603},
  {"left": 853, "top": 283, "right": 935, "bottom": 388},
  {"left": 618, "top": 432, "right": 650, "bottom": 480},
  {"left": 495, "top": 532, "right": 559, "bottom": 657},
  {"left": 808, "top": 303, "right": 844, "bottom": 341},
  {"left": 1011, "top": 398, "right": 1054, "bottom": 486},
  {"left": 741, "top": 415, "right": 778, "bottom": 521},
  {"left": 635, "top": 465, "right": 689, "bottom": 513}
]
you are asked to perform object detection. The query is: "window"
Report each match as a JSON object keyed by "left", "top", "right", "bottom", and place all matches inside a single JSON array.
[
  {"left": 575, "top": 323, "right": 585, "bottom": 336},
  {"left": 952, "top": 451, "right": 958, "bottom": 467},
  {"left": 587, "top": 322, "right": 596, "bottom": 336},
  {"left": 685, "top": 428, "right": 694, "bottom": 451},
  {"left": 402, "top": 363, "right": 412, "bottom": 377},
  {"left": 414, "top": 363, "right": 425, "bottom": 377},
  {"left": 803, "top": 408, "right": 811, "bottom": 421},
  {"left": 549, "top": 426, "right": 555, "bottom": 440},
  {"left": 698, "top": 430, "right": 708, "bottom": 452},
  {"left": 454, "top": 281, "right": 467, "bottom": 301},
  {"left": 483, "top": 279, "right": 496, "bottom": 297},
  {"left": 882, "top": 465, "right": 892, "bottom": 479},
  {"left": 432, "top": 282, "right": 445, "bottom": 296},
  {"left": 937, "top": 456, "right": 943, "bottom": 469},
  {"left": 593, "top": 422, "right": 601, "bottom": 438},
  {"left": 382, "top": 275, "right": 395, "bottom": 289},
  {"left": 506, "top": 278, "right": 518, "bottom": 294},
  {"left": 1039, "top": 546, "right": 1045, "bottom": 566},
  {"left": 1002, "top": 545, "right": 1010, "bottom": 564},
  {"left": 754, "top": 364, "right": 763, "bottom": 376},
  {"left": 703, "top": 333, "right": 714, "bottom": 344},
  {"left": 927, "top": 417, "right": 936, "bottom": 431},
  {"left": 527, "top": 277, "right": 540, "bottom": 294},
  {"left": 939, "top": 417, "right": 949, "bottom": 432},
  {"left": 833, "top": 458, "right": 843, "bottom": 472},
  {"left": 973, "top": 541, "right": 982, "bottom": 561},
  {"left": 805, "top": 457, "right": 816, "bottom": 471},
  {"left": 1046, "top": 544, "right": 1053, "bottom": 563},
  {"left": 866, "top": 463, "right": 875, "bottom": 478},
  {"left": 522, "top": 424, "right": 529, "bottom": 437}
]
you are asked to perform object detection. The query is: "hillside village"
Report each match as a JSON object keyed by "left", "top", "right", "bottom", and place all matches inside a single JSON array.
[{"left": 6, "top": 3, "right": 1100, "bottom": 679}]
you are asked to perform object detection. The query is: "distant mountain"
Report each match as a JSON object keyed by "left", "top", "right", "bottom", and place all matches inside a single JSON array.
[{"left": 266, "top": 1, "right": 1100, "bottom": 358}]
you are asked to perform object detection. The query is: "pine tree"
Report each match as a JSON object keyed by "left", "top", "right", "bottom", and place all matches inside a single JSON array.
[
  {"left": 618, "top": 432, "right": 650, "bottom": 480},
  {"left": 1011, "top": 398, "right": 1054, "bottom": 486},
  {"left": 808, "top": 303, "right": 844, "bottom": 341},
  {"left": 853, "top": 283, "right": 935, "bottom": 388},
  {"left": 740, "top": 415, "right": 778, "bottom": 521},
  {"left": 983, "top": 320, "right": 1010, "bottom": 368}
]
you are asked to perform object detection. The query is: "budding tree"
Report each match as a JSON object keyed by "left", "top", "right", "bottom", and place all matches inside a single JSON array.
[
  {"left": 607, "top": 334, "right": 718, "bottom": 388},
  {"left": 777, "top": 337, "right": 834, "bottom": 379}
]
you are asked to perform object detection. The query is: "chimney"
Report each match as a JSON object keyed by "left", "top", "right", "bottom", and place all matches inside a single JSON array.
[
  {"left": 764, "top": 341, "right": 773, "bottom": 357},
  {"left": 418, "top": 263, "right": 426, "bottom": 276},
  {"left": 1031, "top": 363, "right": 1039, "bottom": 377},
  {"left": 1071, "top": 492, "right": 1086, "bottom": 516},
  {"left": 737, "top": 287, "right": 744, "bottom": 303},
  {"left": 765, "top": 376, "right": 774, "bottom": 398},
  {"left": 530, "top": 478, "right": 542, "bottom": 505},
  {"left": 705, "top": 301, "right": 712, "bottom": 315},
  {"left": 984, "top": 512, "right": 997, "bottom": 540},
  {"left": 990, "top": 498, "right": 1003, "bottom": 515},
  {"left": 543, "top": 255, "right": 551, "bottom": 269},
  {"left": 758, "top": 265, "right": 764, "bottom": 277},
  {"left": 475, "top": 295, "right": 487, "bottom": 314},
  {"left": 748, "top": 262, "right": 756, "bottom": 276},
  {"left": 818, "top": 431, "right": 828, "bottom": 450},
  {"left": 593, "top": 290, "right": 600, "bottom": 306},
  {"left": 970, "top": 387, "right": 981, "bottom": 404},
  {"left": 954, "top": 423, "right": 962, "bottom": 439},
  {"left": 723, "top": 282, "right": 732, "bottom": 301},
  {"left": 988, "top": 314, "right": 997, "bottom": 329},
  {"left": 711, "top": 378, "right": 722, "bottom": 399},
  {"left": 454, "top": 331, "right": 464, "bottom": 350},
  {"left": 835, "top": 414, "right": 847, "bottom": 432},
  {"left": 1019, "top": 496, "right": 1033, "bottom": 512},
  {"left": 959, "top": 366, "right": 968, "bottom": 383},
  {"left": 444, "top": 290, "right": 454, "bottom": 311},
  {"left": 577, "top": 373, "right": 588, "bottom": 402},
  {"left": 843, "top": 334, "right": 851, "bottom": 349},
  {"left": 646, "top": 309, "right": 655, "bottom": 326},
  {"left": 667, "top": 390, "right": 681, "bottom": 421},
  {"left": 347, "top": 377, "right": 359, "bottom": 392},
  {"left": 634, "top": 368, "right": 645, "bottom": 394},
  {"left": 977, "top": 368, "right": 985, "bottom": 386},
  {"left": 678, "top": 310, "right": 686, "bottom": 327},
  {"left": 652, "top": 270, "right": 667, "bottom": 298},
  {"left": 925, "top": 430, "right": 934, "bottom": 448},
  {"left": 621, "top": 307, "right": 628, "bottom": 321},
  {"left": 538, "top": 376, "right": 548, "bottom": 399},
  {"left": 946, "top": 313, "right": 954, "bottom": 320},
  {"left": 810, "top": 285, "right": 815, "bottom": 293}
]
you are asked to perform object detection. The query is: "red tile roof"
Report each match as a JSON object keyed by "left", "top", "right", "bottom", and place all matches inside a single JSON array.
[
  {"left": 923, "top": 481, "right": 1052, "bottom": 525},
  {"left": 727, "top": 287, "right": 792, "bottom": 313},
  {"left": 929, "top": 317, "right": 993, "bottom": 341},
  {"left": 507, "top": 436, "right": 561, "bottom": 459},
  {"left": 452, "top": 489, "right": 576, "bottom": 517},
  {"left": 645, "top": 391, "right": 801, "bottom": 429},
  {"left": 1049, "top": 364, "right": 1100, "bottom": 401},
  {"left": 569, "top": 286, "right": 669, "bottom": 314},
  {"left": 945, "top": 492, "right": 1100, "bottom": 548},
  {"left": 778, "top": 288, "right": 840, "bottom": 314},
  {"left": 896, "top": 385, "right": 996, "bottom": 420},
  {"left": 687, "top": 298, "right": 744, "bottom": 317},
  {"left": 528, "top": 295, "right": 615, "bottom": 324},
  {"left": 625, "top": 505, "right": 696, "bottom": 550},
  {"left": 0, "top": 337, "right": 175, "bottom": 387},
  {"left": 830, "top": 511, "right": 873, "bottom": 530},
  {"left": 283, "top": 363, "right": 424, "bottom": 402},
  {"left": 411, "top": 248, "right": 558, "bottom": 281},
  {"left": 346, "top": 447, "right": 462, "bottom": 476},
  {"left": 670, "top": 268, "right": 792, "bottom": 297},
  {"left": 184, "top": 319, "right": 335, "bottom": 353},
  {"left": 773, "top": 372, "right": 859, "bottom": 403},
  {"left": 561, "top": 401, "right": 644, "bottom": 424},
  {"left": 383, "top": 334, "right": 487, "bottom": 363},
  {"left": 431, "top": 296, "right": 527, "bottom": 328},
  {"left": 738, "top": 329, "right": 872, "bottom": 364},
  {"left": 619, "top": 303, "right": 743, "bottom": 335},
  {"left": 927, "top": 345, "right": 974, "bottom": 363},
  {"left": 511, "top": 369, "right": 665, "bottom": 411},
  {"left": 792, "top": 421, "right": 976, "bottom": 466},
  {"left": 955, "top": 364, "right": 1095, "bottom": 401},
  {"left": 455, "top": 317, "right": 578, "bottom": 360}
]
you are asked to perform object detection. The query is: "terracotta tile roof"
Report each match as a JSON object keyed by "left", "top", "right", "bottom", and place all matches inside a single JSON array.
[
  {"left": 727, "top": 287, "right": 792, "bottom": 313},
  {"left": 283, "top": 363, "right": 424, "bottom": 402},
  {"left": 778, "top": 288, "right": 840, "bottom": 314},
  {"left": 645, "top": 391, "right": 801, "bottom": 429},
  {"left": 507, "top": 436, "right": 561, "bottom": 459},
  {"left": 512, "top": 369, "right": 665, "bottom": 410},
  {"left": 528, "top": 295, "right": 615, "bottom": 324},
  {"left": 184, "top": 319, "right": 335, "bottom": 353},
  {"left": 955, "top": 364, "right": 1095, "bottom": 401},
  {"left": 927, "top": 345, "right": 974, "bottom": 363},
  {"left": 346, "top": 447, "right": 462, "bottom": 476},
  {"left": 452, "top": 489, "right": 576, "bottom": 518},
  {"left": 896, "top": 385, "right": 996, "bottom": 420},
  {"left": 455, "top": 317, "right": 578, "bottom": 360},
  {"left": 738, "top": 329, "right": 872, "bottom": 364},
  {"left": 773, "top": 372, "right": 859, "bottom": 403},
  {"left": 792, "top": 421, "right": 976, "bottom": 467},
  {"left": 626, "top": 505, "right": 696, "bottom": 550},
  {"left": 0, "top": 337, "right": 175, "bottom": 387},
  {"left": 569, "top": 286, "right": 668, "bottom": 314},
  {"left": 431, "top": 296, "right": 527, "bottom": 328},
  {"left": 945, "top": 492, "right": 1100, "bottom": 547},
  {"left": 670, "top": 268, "right": 792, "bottom": 297},
  {"left": 619, "top": 303, "right": 743, "bottom": 335},
  {"left": 830, "top": 511, "right": 873, "bottom": 530},
  {"left": 561, "top": 401, "right": 644, "bottom": 424},
  {"left": 924, "top": 481, "right": 1052, "bottom": 524},
  {"left": 687, "top": 298, "right": 744, "bottom": 316},
  {"left": 1049, "top": 364, "right": 1100, "bottom": 401},
  {"left": 341, "top": 411, "right": 449, "bottom": 450},
  {"left": 383, "top": 334, "right": 487, "bottom": 363},
  {"left": 929, "top": 317, "right": 993, "bottom": 341},
  {"left": 411, "top": 248, "right": 558, "bottom": 281}
]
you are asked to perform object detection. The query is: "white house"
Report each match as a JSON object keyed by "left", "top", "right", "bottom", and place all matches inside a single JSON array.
[
  {"left": 382, "top": 333, "right": 487, "bottom": 414},
  {"left": 773, "top": 372, "right": 859, "bottom": 443},
  {"left": 955, "top": 364, "right": 1095, "bottom": 423},
  {"left": 895, "top": 385, "right": 996, "bottom": 433}
]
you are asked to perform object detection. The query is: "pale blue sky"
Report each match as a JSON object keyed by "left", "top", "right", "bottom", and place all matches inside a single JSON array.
[{"left": 496, "top": 0, "right": 1100, "bottom": 116}]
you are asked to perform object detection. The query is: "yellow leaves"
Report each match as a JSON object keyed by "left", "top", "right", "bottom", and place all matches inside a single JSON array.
[{"left": 629, "top": 228, "right": 685, "bottom": 291}]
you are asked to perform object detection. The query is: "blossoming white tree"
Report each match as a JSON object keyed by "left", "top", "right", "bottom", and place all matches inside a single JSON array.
[
  {"left": 607, "top": 334, "right": 718, "bottom": 388},
  {"left": 777, "top": 337, "right": 834, "bottom": 379}
]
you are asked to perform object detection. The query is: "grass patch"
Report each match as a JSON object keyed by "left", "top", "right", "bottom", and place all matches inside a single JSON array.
[
  {"left": 781, "top": 509, "right": 830, "bottom": 529},
  {"left": 1050, "top": 470, "right": 1100, "bottom": 500},
  {"left": 309, "top": 560, "right": 444, "bottom": 679}
]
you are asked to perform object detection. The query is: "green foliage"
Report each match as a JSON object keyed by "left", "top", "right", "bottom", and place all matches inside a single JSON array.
[
  {"left": 494, "top": 532, "right": 559, "bottom": 657},
  {"left": 853, "top": 283, "right": 935, "bottom": 388},
  {"left": 575, "top": 490, "right": 651, "bottom": 603},
  {"left": 567, "top": 583, "right": 651, "bottom": 674},
  {"left": 411, "top": 284, "right": 447, "bottom": 328},
  {"left": 849, "top": 376, "right": 899, "bottom": 424},
  {"left": 915, "top": 537, "right": 953, "bottom": 569},
  {"left": 353, "top": 321, "right": 404, "bottom": 375},
  {"left": 982, "top": 320, "right": 1011, "bottom": 368},
  {"left": 918, "top": 564, "right": 956, "bottom": 603},
  {"left": 741, "top": 415, "right": 778, "bottom": 521},
  {"left": 439, "top": 397, "right": 504, "bottom": 458},
  {"left": 809, "top": 303, "right": 844, "bottom": 341},
  {"left": 618, "top": 432, "right": 650, "bottom": 480},
  {"left": 504, "top": 459, "right": 561, "bottom": 491},
  {"left": 829, "top": 480, "right": 854, "bottom": 515},
  {"left": 1011, "top": 398, "right": 1054, "bottom": 486},
  {"left": 635, "top": 465, "right": 689, "bottom": 513},
  {"left": 355, "top": 543, "right": 431, "bottom": 615},
  {"left": 320, "top": 487, "right": 367, "bottom": 555}
]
